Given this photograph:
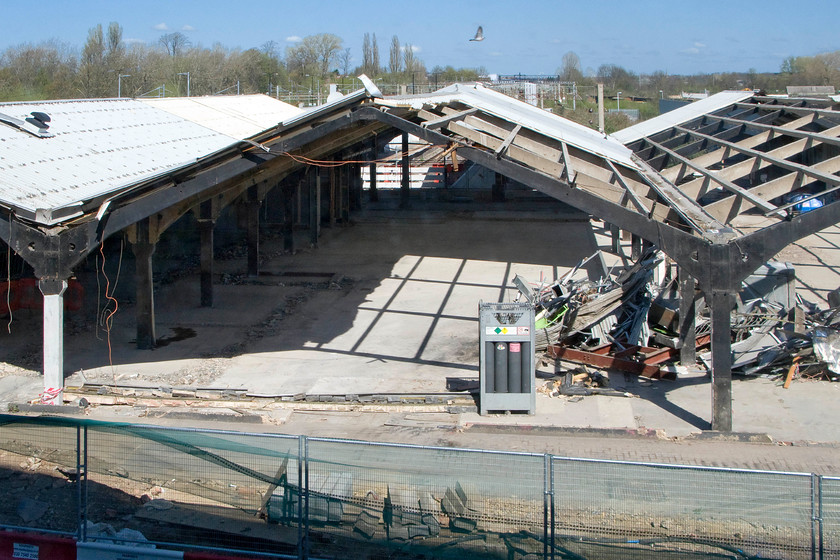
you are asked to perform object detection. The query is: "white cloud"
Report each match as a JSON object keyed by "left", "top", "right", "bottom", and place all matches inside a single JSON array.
[
  {"left": 286, "top": 35, "right": 302, "bottom": 43},
  {"left": 182, "top": 25, "right": 195, "bottom": 32},
  {"left": 402, "top": 44, "right": 421, "bottom": 53},
  {"left": 682, "top": 47, "right": 701, "bottom": 55},
  {"left": 125, "top": 37, "right": 145, "bottom": 45},
  {"left": 154, "top": 22, "right": 168, "bottom": 31},
  {"left": 694, "top": 42, "right": 706, "bottom": 48}
]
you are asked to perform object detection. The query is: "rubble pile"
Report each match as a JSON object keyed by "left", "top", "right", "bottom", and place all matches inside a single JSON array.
[{"left": 516, "top": 249, "right": 840, "bottom": 386}]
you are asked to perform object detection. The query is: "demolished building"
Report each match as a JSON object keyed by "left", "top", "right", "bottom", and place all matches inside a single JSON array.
[{"left": 1, "top": 81, "right": 839, "bottom": 431}]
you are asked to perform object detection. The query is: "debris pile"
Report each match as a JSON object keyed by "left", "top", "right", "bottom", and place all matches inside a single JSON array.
[{"left": 515, "top": 249, "right": 840, "bottom": 386}]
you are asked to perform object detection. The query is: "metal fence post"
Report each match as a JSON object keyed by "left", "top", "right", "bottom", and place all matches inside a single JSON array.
[
  {"left": 814, "top": 474, "right": 824, "bottom": 560},
  {"left": 544, "top": 454, "right": 555, "bottom": 560},
  {"left": 80, "top": 424, "right": 88, "bottom": 542},
  {"left": 75, "top": 424, "right": 82, "bottom": 541},
  {"left": 303, "top": 435, "right": 310, "bottom": 560},
  {"left": 297, "top": 436, "right": 305, "bottom": 560}
]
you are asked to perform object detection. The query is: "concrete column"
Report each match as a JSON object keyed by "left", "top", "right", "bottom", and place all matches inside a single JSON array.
[
  {"left": 329, "top": 167, "right": 337, "bottom": 228},
  {"left": 678, "top": 269, "right": 697, "bottom": 366},
  {"left": 39, "top": 278, "right": 67, "bottom": 404},
  {"left": 369, "top": 161, "right": 378, "bottom": 202},
  {"left": 309, "top": 169, "right": 321, "bottom": 246},
  {"left": 198, "top": 200, "right": 214, "bottom": 308},
  {"left": 400, "top": 132, "right": 410, "bottom": 209},
  {"left": 631, "top": 233, "right": 642, "bottom": 261},
  {"left": 246, "top": 185, "right": 260, "bottom": 277},
  {"left": 132, "top": 218, "right": 156, "bottom": 350},
  {"left": 351, "top": 163, "right": 363, "bottom": 211},
  {"left": 283, "top": 182, "right": 295, "bottom": 253},
  {"left": 710, "top": 289, "right": 734, "bottom": 432},
  {"left": 340, "top": 164, "right": 350, "bottom": 223},
  {"left": 492, "top": 172, "right": 506, "bottom": 202},
  {"left": 609, "top": 224, "right": 621, "bottom": 254}
]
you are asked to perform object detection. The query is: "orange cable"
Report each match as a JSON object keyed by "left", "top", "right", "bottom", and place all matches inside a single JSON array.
[{"left": 99, "top": 242, "right": 119, "bottom": 368}]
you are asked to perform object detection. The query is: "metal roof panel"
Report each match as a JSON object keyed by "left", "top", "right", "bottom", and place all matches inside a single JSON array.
[
  {"left": 378, "top": 83, "right": 637, "bottom": 168},
  {"left": 140, "top": 94, "right": 303, "bottom": 139},
  {"left": 0, "top": 98, "right": 245, "bottom": 219},
  {"left": 612, "top": 90, "right": 756, "bottom": 144}
]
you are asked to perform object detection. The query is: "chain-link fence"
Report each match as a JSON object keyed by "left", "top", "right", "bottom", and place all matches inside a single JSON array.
[
  {"left": 823, "top": 477, "right": 840, "bottom": 559},
  {"left": 0, "top": 414, "right": 836, "bottom": 559}
]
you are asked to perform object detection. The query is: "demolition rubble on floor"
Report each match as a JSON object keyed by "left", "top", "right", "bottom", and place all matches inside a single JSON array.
[{"left": 514, "top": 249, "right": 840, "bottom": 393}]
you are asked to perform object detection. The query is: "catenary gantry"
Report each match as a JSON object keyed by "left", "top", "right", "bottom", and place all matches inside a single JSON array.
[{"left": 1, "top": 81, "right": 839, "bottom": 431}]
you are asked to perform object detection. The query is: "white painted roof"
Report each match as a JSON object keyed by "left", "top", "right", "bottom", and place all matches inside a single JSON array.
[
  {"left": 378, "top": 83, "right": 638, "bottom": 168},
  {"left": 612, "top": 90, "right": 755, "bottom": 144},
  {"left": 141, "top": 94, "right": 302, "bottom": 138},
  {"left": 0, "top": 96, "right": 301, "bottom": 223}
]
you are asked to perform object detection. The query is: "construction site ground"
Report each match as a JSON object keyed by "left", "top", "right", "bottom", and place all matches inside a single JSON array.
[{"left": 1, "top": 191, "right": 839, "bottom": 476}]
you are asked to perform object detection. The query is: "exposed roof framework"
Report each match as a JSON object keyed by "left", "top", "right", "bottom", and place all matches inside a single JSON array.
[{"left": 2, "top": 84, "right": 840, "bottom": 432}]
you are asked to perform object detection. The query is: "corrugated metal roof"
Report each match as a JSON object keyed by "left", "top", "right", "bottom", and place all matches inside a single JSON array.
[
  {"left": 0, "top": 96, "right": 302, "bottom": 222},
  {"left": 378, "top": 83, "right": 637, "bottom": 168},
  {"left": 141, "top": 94, "right": 303, "bottom": 139},
  {"left": 612, "top": 90, "right": 755, "bottom": 144}
]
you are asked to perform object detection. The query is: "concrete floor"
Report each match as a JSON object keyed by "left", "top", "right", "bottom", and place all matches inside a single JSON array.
[{"left": 1, "top": 190, "right": 839, "bottom": 449}]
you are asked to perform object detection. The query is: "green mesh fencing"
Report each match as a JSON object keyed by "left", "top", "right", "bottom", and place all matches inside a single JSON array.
[
  {"left": 0, "top": 416, "right": 81, "bottom": 536},
  {"left": 303, "top": 438, "right": 547, "bottom": 559},
  {"left": 0, "top": 414, "right": 834, "bottom": 560},
  {"left": 824, "top": 477, "right": 840, "bottom": 559},
  {"left": 553, "top": 456, "right": 815, "bottom": 560},
  {"left": 83, "top": 423, "right": 302, "bottom": 556}
]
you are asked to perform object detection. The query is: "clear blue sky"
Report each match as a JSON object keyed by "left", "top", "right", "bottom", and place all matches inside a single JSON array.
[{"left": 2, "top": 0, "right": 836, "bottom": 76}]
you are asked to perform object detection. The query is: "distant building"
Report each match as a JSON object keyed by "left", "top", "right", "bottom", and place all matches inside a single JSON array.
[{"left": 786, "top": 85, "right": 836, "bottom": 96}]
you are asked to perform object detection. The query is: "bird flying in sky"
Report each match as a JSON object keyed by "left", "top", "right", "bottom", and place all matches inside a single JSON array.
[{"left": 470, "top": 26, "right": 484, "bottom": 42}]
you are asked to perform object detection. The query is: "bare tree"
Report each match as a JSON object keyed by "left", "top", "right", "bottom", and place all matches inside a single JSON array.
[
  {"left": 106, "top": 22, "right": 124, "bottom": 63},
  {"left": 403, "top": 43, "right": 417, "bottom": 75},
  {"left": 362, "top": 33, "right": 372, "bottom": 74},
  {"left": 371, "top": 33, "right": 380, "bottom": 75},
  {"left": 286, "top": 33, "right": 342, "bottom": 80},
  {"left": 159, "top": 32, "right": 191, "bottom": 57},
  {"left": 559, "top": 51, "right": 581, "bottom": 81},
  {"left": 339, "top": 48, "right": 352, "bottom": 76},
  {"left": 389, "top": 35, "right": 402, "bottom": 74},
  {"left": 0, "top": 40, "right": 77, "bottom": 100},
  {"left": 79, "top": 24, "right": 108, "bottom": 97}
]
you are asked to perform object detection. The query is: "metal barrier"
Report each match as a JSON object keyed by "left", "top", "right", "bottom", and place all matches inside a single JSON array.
[
  {"left": 823, "top": 477, "right": 840, "bottom": 559},
  {"left": 0, "top": 414, "right": 837, "bottom": 559}
]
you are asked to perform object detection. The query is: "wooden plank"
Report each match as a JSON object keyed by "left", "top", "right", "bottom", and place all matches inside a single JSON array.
[
  {"left": 421, "top": 107, "right": 478, "bottom": 130},
  {"left": 607, "top": 160, "right": 650, "bottom": 214},
  {"left": 644, "top": 137, "right": 780, "bottom": 215},
  {"left": 675, "top": 124, "right": 840, "bottom": 188},
  {"left": 560, "top": 141, "right": 576, "bottom": 184},
  {"left": 495, "top": 124, "right": 522, "bottom": 158},
  {"left": 707, "top": 154, "right": 840, "bottom": 220},
  {"left": 659, "top": 114, "right": 815, "bottom": 183},
  {"left": 257, "top": 457, "right": 288, "bottom": 518}
]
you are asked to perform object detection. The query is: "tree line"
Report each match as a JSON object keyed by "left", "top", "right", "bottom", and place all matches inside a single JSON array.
[
  {"left": 1, "top": 21, "right": 837, "bottom": 103},
  {"left": 0, "top": 22, "right": 480, "bottom": 102},
  {"left": 556, "top": 50, "right": 840, "bottom": 100}
]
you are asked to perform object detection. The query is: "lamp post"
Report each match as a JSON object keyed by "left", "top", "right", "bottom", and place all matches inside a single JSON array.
[
  {"left": 617, "top": 91, "right": 621, "bottom": 111},
  {"left": 178, "top": 72, "right": 190, "bottom": 97},
  {"left": 118, "top": 74, "right": 131, "bottom": 98}
]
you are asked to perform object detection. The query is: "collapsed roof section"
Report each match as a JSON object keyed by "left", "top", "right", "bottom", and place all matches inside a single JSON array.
[
  {"left": 370, "top": 84, "right": 731, "bottom": 237},
  {"left": 616, "top": 92, "right": 840, "bottom": 234}
]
